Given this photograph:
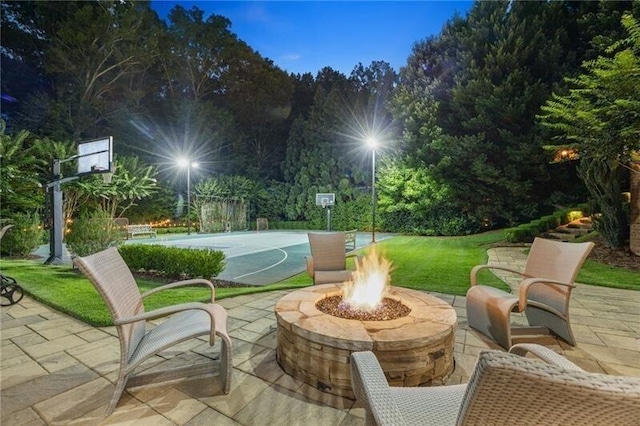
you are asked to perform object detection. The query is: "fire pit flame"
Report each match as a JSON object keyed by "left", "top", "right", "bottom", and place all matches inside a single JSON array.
[{"left": 342, "top": 248, "right": 391, "bottom": 310}]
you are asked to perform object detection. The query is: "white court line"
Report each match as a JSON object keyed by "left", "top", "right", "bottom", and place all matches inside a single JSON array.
[{"left": 232, "top": 246, "right": 288, "bottom": 280}]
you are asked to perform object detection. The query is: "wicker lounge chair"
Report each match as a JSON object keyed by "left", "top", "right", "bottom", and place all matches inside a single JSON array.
[
  {"left": 351, "top": 343, "right": 640, "bottom": 425},
  {"left": 466, "top": 237, "right": 594, "bottom": 349},
  {"left": 306, "top": 232, "right": 354, "bottom": 285},
  {"left": 74, "top": 247, "right": 233, "bottom": 415}
]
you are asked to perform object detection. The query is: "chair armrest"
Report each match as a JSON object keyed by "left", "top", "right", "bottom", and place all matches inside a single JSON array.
[
  {"left": 518, "top": 277, "right": 575, "bottom": 311},
  {"left": 509, "top": 343, "right": 584, "bottom": 371},
  {"left": 140, "top": 278, "right": 216, "bottom": 302},
  {"left": 470, "top": 264, "right": 527, "bottom": 286},
  {"left": 305, "top": 256, "right": 314, "bottom": 278},
  {"left": 351, "top": 351, "right": 407, "bottom": 426},
  {"left": 114, "top": 301, "right": 229, "bottom": 345}
]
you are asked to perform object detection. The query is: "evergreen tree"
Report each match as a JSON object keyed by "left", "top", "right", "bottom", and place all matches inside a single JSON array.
[
  {"left": 392, "top": 1, "right": 632, "bottom": 229},
  {"left": 540, "top": 13, "right": 640, "bottom": 248}
]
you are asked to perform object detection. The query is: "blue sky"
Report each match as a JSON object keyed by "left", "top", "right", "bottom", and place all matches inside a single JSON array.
[{"left": 151, "top": 1, "right": 472, "bottom": 76}]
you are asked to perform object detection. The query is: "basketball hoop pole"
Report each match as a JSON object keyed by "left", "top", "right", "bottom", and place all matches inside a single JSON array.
[
  {"left": 45, "top": 159, "right": 65, "bottom": 264},
  {"left": 315, "top": 193, "right": 335, "bottom": 231},
  {"left": 45, "top": 149, "right": 112, "bottom": 265}
]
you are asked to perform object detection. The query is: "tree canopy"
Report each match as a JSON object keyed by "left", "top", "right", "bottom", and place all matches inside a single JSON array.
[{"left": 2, "top": 0, "right": 638, "bottom": 241}]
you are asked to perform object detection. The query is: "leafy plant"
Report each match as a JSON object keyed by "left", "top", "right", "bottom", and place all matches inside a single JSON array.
[
  {"left": 0, "top": 212, "right": 44, "bottom": 257},
  {"left": 65, "top": 209, "right": 121, "bottom": 257}
]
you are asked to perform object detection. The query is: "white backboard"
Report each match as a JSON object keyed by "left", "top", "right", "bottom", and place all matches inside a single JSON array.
[
  {"left": 315, "top": 193, "right": 335, "bottom": 207},
  {"left": 77, "top": 137, "right": 113, "bottom": 175}
]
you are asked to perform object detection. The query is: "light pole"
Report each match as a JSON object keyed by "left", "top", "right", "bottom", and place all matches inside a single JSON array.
[
  {"left": 178, "top": 158, "right": 198, "bottom": 235},
  {"left": 367, "top": 138, "right": 377, "bottom": 243}
]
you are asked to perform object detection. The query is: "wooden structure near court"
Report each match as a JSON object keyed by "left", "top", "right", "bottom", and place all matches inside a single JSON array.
[{"left": 199, "top": 197, "right": 247, "bottom": 233}]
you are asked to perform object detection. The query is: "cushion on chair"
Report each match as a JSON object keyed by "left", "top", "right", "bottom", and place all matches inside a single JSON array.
[{"left": 128, "top": 306, "right": 226, "bottom": 368}]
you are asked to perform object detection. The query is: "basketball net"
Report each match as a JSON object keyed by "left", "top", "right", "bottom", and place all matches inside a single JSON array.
[{"left": 102, "top": 172, "right": 113, "bottom": 184}]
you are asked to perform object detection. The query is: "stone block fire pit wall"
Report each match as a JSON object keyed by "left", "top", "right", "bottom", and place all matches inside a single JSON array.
[{"left": 275, "top": 284, "right": 457, "bottom": 399}]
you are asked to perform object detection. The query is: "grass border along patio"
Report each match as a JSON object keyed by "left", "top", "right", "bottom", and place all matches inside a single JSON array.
[{"left": 1, "top": 230, "right": 637, "bottom": 326}]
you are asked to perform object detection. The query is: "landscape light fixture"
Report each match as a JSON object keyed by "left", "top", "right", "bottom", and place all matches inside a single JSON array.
[
  {"left": 178, "top": 158, "right": 198, "bottom": 235},
  {"left": 367, "top": 137, "right": 378, "bottom": 243}
]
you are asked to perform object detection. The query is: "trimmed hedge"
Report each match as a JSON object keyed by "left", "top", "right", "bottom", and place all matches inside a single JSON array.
[
  {"left": 505, "top": 203, "right": 591, "bottom": 243},
  {"left": 264, "top": 220, "right": 310, "bottom": 230},
  {"left": 119, "top": 244, "right": 225, "bottom": 279}
]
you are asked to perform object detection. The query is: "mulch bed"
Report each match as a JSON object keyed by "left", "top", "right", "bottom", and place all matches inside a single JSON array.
[
  {"left": 131, "top": 270, "right": 256, "bottom": 288},
  {"left": 588, "top": 237, "right": 640, "bottom": 273}
]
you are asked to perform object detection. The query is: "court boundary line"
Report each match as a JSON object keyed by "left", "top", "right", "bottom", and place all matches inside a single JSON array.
[{"left": 232, "top": 247, "right": 289, "bottom": 280}]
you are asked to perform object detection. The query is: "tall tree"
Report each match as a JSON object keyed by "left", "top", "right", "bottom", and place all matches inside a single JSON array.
[
  {"left": 9, "top": 1, "right": 161, "bottom": 139},
  {"left": 0, "top": 124, "right": 46, "bottom": 218},
  {"left": 392, "top": 1, "right": 633, "bottom": 229},
  {"left": 225, "top": 57, "right": 294, "bottom": 180},
  {"left": 539, "top": 13, "right": 640, "bottom": 249}
]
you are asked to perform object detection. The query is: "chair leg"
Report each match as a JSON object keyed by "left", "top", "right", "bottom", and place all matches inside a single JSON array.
[
  {"left": 218, "top": 332, "right": 233, "bottom": 394},
  {"left": 466, "top": 285, "right": 518, "bottom": 350},
  {"left": 105, "top": 369, "right": 130, "bottom": 416},
  {"left": 526, "top": 306, "right": 576, "bottom": 346}
]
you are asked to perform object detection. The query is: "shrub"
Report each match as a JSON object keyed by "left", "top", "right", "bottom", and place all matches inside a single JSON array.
[
  {"left": 505, "top": 225, "right": 537, "bottom": 243},
  {"left": 0, "top": 212, "right": 44, "bottom": 257},
  {"left": 505, "top": 204, "right": 590, "bottom": 243},
  {"left": 66, "top": 210, "right": 121, "bottom": 257},
  {"left": 268, "top": 220, "right": 310, "bottom": 230},
  {"left": 119, "top": 244, "right": 225, "bottom": 279},
  {"left": 155, "top": 226, "right": 189, "bottom": 235}
]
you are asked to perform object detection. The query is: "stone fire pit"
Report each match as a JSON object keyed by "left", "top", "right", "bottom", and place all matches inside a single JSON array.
[{"left": 275, "top": 284, "right": 457, "bottom": 399}]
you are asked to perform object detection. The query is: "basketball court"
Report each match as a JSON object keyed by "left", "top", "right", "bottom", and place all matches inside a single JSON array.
[{"left": 124, "top": 230, "right": 394, "bottom": 285}]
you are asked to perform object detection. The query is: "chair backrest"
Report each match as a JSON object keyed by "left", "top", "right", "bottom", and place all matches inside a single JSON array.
[
  {"left": 308, "top": 232, "right": 347, "bottom": 271},
  {"left": 74, "top": 247, "right": 146, "bottom": 357},
  {"left": 522, "top": 238, "right": 594, "bottom": 312},
  {"left": 0, "top": 224, "right": 14, "bottom": 241},
  {"left": 458, "top": 350, "right": 640, "bottom": 425},
  {"left": 524, "top": 237, "right": 594, "bottom": 283}
]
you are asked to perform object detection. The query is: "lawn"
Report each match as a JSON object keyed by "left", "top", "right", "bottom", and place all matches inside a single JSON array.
[
  {"left": 2, "top": 230, "right": 638, "bottom": 326},
  {"left": 0, "top": 260, "right": 308, "bottom": 326}
]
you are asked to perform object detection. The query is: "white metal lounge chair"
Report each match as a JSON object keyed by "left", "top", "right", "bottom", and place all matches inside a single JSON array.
[
  {"left": 74, "top": 247, "right": 233, "bottom": 415},
  {"left": 466, "top": 237, "right": 594, "bottom": 349},
  {"left": 351, "top": 344, "right": 640, "bottom": 425},
  {"left": 306, "top": 232, "right": 354, "bottom": 285}
]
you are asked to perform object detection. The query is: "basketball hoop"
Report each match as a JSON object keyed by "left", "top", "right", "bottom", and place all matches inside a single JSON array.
[
  {"left": 102, "top": 172, "right": 113, "bottom": 184},
  {"left": 315, "top": 193, "right": 335, "bottom": 207},
  {"left": 91, "top": 163, "right": 115, "bottom": 184},
  {"left": 46, "top": 136, "right": 114, "bottom": 265},
  {"left": 315, "top": 193, "right": 335, "bottom": 231}
]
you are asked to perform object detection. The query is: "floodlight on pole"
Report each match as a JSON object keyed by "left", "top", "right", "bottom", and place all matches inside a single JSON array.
[
  {"left": 178, "top": 158, "right": 198, "bottom": 235},
  {"left": 367, "top": 137, "right": 378, "bottom": 243}
]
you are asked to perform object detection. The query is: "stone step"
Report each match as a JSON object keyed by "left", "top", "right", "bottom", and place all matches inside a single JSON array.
[
  {"left": 543, "top": 232, "right": 578, "bottom": 241},
  {"left": 555, "top": 226, "right": 590, "bottom": 235},
  {"left": 566, "top": 222, "right": 592, "bottom": 230}
]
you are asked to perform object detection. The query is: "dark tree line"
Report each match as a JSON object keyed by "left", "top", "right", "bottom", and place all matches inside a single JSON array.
[{"left": 2, "top": 0, "right": 638, "bottom": 237}]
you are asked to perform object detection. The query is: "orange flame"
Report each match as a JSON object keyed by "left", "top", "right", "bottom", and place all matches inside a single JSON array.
[{"left": 342, "top": 248, "right": 392, "bottom": 310}]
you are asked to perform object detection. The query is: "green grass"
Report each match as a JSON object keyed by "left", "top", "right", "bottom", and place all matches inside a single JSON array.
[
  {"left": 0, "top": 259, "right": 307, "bottom": 326},
  {"left": 279, "top": 230, "right": 511, "bottom": 294},
  {"left": 279, "top": 231, "right": 640, "bottom": 293},
  {"left": 2, "top": 230, "right": 638, "bottom": 326},
  {"left": 578, "top": 259, "right": 640, "bottom": 290}
]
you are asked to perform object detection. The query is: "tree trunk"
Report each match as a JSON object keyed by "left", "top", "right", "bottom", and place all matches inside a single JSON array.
[
  {"left": 579, "top": 158, "right": 627, "bottom": 248},
  {"left": 630, "top": 152, "right": 640, "bottom": 256}
]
